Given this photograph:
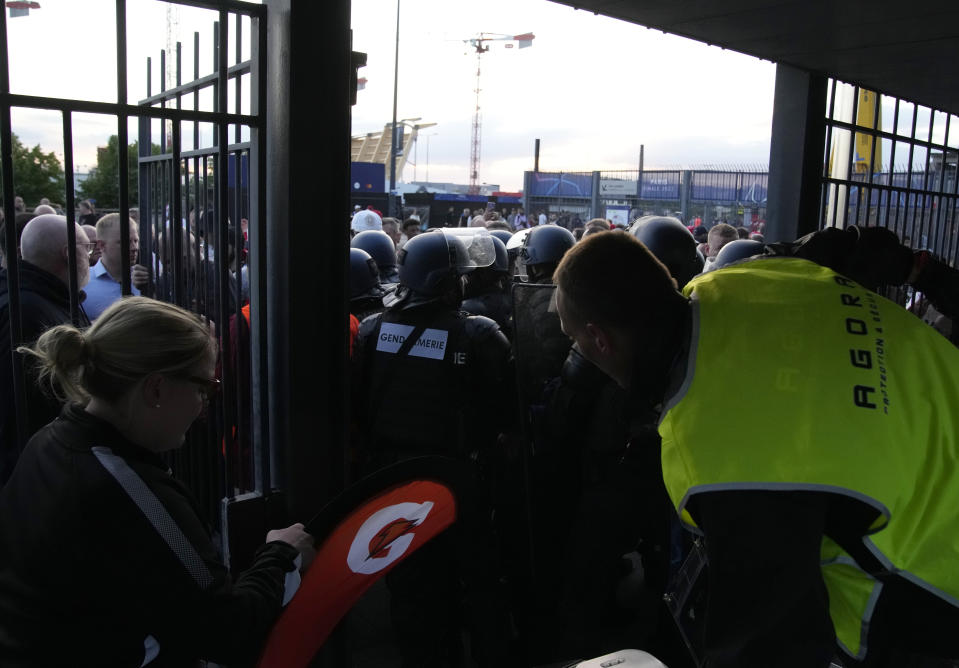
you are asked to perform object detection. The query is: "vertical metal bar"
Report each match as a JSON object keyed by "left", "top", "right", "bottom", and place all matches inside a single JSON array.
[
  {"left": 117, "top": 0, "right": 131, "bottom": 296},
  {"left": 932, "top": 114, "right": 950, "bottom": 254},
  {"left": 915, "top": 109, "right": 934, "bottom": 249},
  {"left": 819, "top": 78, "right": 838, "bottom": 228},
  {"left": 902, "top": 105, "right": 920, "bottom": 241},
  {"left": 160, "top": 48, "right": 167, "bottom": 155},
  {"left": 250, "top": 7, "right": 270, "bottom": 493},
  {"left": 865, "top": 92, "right": 881, "bottom": 227},
  {"left": 217, "top": 9, "right": 236, "bottom": 496},
  {"left": 62, "top": 112, "right": 80, "bottom": 325},
  {"left": 884, "top": 99, "right": 901, "bottom": 230},
  {"left": 147, "top": 56, "right": 152, "bottom": 98},
  {"left": 194, "top": 31, "right": 200, "bottom": 151},
  {"left": 841, "top": 85, "right": 861, "bottom": 229},
  {"left": 235, "top": 13, "right": 242, "bottom": 145}
]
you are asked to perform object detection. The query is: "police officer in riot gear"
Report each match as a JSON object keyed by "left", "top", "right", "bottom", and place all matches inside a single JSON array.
[
  {"left": 349, "top": 247, "right": 386, "bottom": 321},
  {"left": 520, "top": 224, "right": 576, "bottom": 284},
  {"left": 351, "top": 229, "right": 399, "bottom": 284},
  {"left": 461, "top": 235, "right": 512, "bottom": 335},
  {"left": 629, "top": 216, "right": 705, "bottom": 286},
  {"left": 353, "top": 227, "right": 511, "bottom": 467},
  {"left": 352, "top": 228, "right": 513, "bottom": 667}
]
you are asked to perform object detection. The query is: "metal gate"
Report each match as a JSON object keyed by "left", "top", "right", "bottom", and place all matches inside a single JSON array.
[
  {"left": 820, "top": 79, "right": 959, "bottom": 267},
  {"left": 1, "top": 0, "right": 268, "bottom": 567}
]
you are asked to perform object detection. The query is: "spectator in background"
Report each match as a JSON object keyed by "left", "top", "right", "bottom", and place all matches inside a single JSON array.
[
  {"left": 81, "top": 225, "right": 101, "bottom": 267},
  {"left": 1, "top": 215, "right": 92, "bottom": 483},
  {"left": 401, "top": 218, "right": 423, "bottom": 241},
  {"left": 381, "top": 217, "right": 402, "bottom": 248},
  {"left": 83, "top": 214, "right": 145, "bottom": 320},
  {"left": 736, "top": 226, "right": 750, "bottom": 239},
  {"left": 459, "top": 207, "right": 471, "bottom": 227},
  {"left": 470, "top": 215, "right": 487, "bottom": 228},
  {"left": 445, "top": 206, "right": 457, "bottom": 227},
  {"left": 707, "top": 223, "right": 739, "bottom": 260},
  {"left": 14, "top": 196, "right": 25, "bottom": 213},
  {"left": 514, "top": 208, "right": 528, "bottom": 230},
  {"left": 33, "top": 204, "right": 56, "bottom": 216},
  {"left": 77, "top": 199, "right": 98, "bottom": 227},
  {"left": 350, "top": 209, "right": 383, "bottom": 237}
]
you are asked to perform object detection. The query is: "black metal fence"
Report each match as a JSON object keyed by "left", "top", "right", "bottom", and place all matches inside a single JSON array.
[
  {"left": 820, "top": 80, "right": 959, "bottom": 266},
  {"left": 1, "top": 0, "right": 267, "bottom": 563}
]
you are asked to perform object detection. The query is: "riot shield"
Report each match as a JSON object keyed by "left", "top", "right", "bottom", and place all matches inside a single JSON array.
[
  {"left": 509, "top": 281, "right": 575, "bottom": 651},
  {"left": 511, "top": 282, "right": 571, "bottom": 426}
]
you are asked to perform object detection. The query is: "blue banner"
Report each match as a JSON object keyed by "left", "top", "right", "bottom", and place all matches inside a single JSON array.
[
  {"left": 351, "top": 162, "right": 385, "bottom": 192},
  {"left": 640, "top": 171, "right": 681, "bottom": 200},
  {"left": 529, "top": 172, "right": 592, "bottom": 197}
]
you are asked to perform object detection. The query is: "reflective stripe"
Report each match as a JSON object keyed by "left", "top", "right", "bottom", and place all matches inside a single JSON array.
[
  {"left": 835, "top": 579, "right": 883, "bottom": 661},
  {"left": 660, "top": 296, "right": 700, "bottom": 421},
  {"left": 92, "top": 446, "right": 214, "bottom": 589},
  {"left": 141, "top": 635, "right": 160, "bottom": 666}
]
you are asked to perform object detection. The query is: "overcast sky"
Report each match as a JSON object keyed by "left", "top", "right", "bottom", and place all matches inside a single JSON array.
[
  {"left": 6, "top": 0, "right": 777, "bottom": 194},
  {"left": 350, "top": 0, "right": 778, "bottom": 191}
]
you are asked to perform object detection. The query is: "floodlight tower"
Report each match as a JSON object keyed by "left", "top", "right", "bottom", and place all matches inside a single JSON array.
[{"left": 464, "top": 32, "right": 534, "bottom": 195}]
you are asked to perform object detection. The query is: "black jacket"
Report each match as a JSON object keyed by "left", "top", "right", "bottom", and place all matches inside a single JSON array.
[
  {"left": 0, "top": 262, "right": 90, "bottom": 484},
  {"left": 0, "top": 403, "right": 299, "bottom": 667}
]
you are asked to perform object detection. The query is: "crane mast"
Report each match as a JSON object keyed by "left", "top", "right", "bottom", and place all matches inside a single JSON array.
[{"left": 463, "top": 32, "right": 534, "bottom": 195}]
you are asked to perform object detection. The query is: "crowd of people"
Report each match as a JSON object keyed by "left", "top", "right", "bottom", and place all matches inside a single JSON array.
[{"left": 0, "top": 188, "right": 958, "bottom": 666}]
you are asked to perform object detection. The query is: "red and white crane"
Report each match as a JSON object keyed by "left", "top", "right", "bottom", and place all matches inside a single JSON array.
[{"left": 463, "top": 32, "right": 533, "bottom": 195}]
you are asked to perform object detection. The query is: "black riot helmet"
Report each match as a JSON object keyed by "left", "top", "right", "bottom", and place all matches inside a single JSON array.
[
  {"left": 349, "top": 248, "right": 384, "bottom": 300},
  {"left": 351, "top": 230, "right": 397, "bottom": 279},
  {"left": 520, "top": 224, "right": 576, "bottom": 283},
  {"left": 709, "top": 238, "right": 766, "bottom": 271},
  {"left": 629, "top": 215, "right": 704, "bottom": 288},
  {"left": 391, "top": 228, "right": 496, "bottom": 308}
]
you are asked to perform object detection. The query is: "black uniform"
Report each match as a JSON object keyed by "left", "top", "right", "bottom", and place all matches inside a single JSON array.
[
  {"left": 0, "top": 262, "right": 90, "bottom": 484},
  {"left": 0, "top": 403, "right": 299, "bottom": 666},
  {"left": 352, "top": 299, "right": 512, "bottom": 667},
  {"left": 354, "top": 301, "right": 511, "bottom": 468}
]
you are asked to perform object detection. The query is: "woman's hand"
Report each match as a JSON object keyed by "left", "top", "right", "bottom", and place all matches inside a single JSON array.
[{"left": 266, "top": 522, "right": 317, "bottom": 571}]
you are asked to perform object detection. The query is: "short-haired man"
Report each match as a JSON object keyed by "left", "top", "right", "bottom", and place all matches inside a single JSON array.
[
  {"left": 83, "top": 214, "right": 147, "bottom": 320},
  {"left": 1, "top": 215, "right": 92, "bottom": 481},
  {"left": 706, "top": 222, "right": 738, "bottom": 259},
  {"left": 554, "top": 231, "right": 959, "bottom": 666}
]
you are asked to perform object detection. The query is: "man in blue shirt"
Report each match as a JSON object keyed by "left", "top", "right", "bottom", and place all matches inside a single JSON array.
[{"left": 84, "top": 213, "right": 148, "bottom": 320}]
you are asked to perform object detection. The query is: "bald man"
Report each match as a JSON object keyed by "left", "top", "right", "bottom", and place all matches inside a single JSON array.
[{"left": 1, "top": 214, "right": 92, "bottom": 484}]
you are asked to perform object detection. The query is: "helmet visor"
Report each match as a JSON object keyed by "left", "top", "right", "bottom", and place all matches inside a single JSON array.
[{"left": 442, "top": 228, "right": 495, "bottom": 272}]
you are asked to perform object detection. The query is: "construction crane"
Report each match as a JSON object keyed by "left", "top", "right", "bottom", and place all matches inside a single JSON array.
[{"left": 463, "top": 32, "right": 534, "bottom": 195}]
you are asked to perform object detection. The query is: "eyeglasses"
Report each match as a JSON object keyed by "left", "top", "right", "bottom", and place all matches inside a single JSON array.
[
  {"left": 185, "top": 376, "right": 221, "bottom": 400},
  {"left": 76, "top": 242, "right": 97, "bottom": 257}
]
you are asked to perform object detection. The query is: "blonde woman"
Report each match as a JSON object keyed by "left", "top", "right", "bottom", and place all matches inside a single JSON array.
[{"left": 0, "top": 297, "right": 314, "bottom": 666}]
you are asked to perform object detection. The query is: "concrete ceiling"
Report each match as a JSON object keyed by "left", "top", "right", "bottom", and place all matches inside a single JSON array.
[{"left": 551, "top": 0, "right": 959, "bottom": 114}]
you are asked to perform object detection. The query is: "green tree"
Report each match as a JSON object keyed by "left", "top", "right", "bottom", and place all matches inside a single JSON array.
[
  {"left": 78, "top": 136, "right": 161, "bottom": 210},
  {"left": 1, "top": 133, "right": 66, "bottom": 208}
]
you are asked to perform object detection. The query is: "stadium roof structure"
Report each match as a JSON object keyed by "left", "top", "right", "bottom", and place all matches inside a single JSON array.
[
  {"left": 351, "top": 121, "right": 436, "bottom": 176},
  {"left": 551, "top": 0, "right": 959, "bottom": 115}
]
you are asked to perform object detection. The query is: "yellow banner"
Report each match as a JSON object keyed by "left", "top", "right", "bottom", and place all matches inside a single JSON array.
[{"left": 854, "top": 89, "right": 882, "bottom": 174}]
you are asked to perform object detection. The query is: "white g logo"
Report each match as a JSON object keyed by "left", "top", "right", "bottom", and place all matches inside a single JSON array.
[{"left": 346, "top": 501, "right": 434, "bottom": 574}]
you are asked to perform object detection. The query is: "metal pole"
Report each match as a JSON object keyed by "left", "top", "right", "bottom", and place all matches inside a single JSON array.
[
  {"left": 388, "top": 0, "right": 400, "bottom": 217},
  {"left": 534, "top": 138, "right": 540, "bottom": 172}
]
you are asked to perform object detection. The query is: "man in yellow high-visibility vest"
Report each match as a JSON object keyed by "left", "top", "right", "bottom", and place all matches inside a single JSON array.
[{"left": 553, "top": 229, "right": 959, "bottom": 668}]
